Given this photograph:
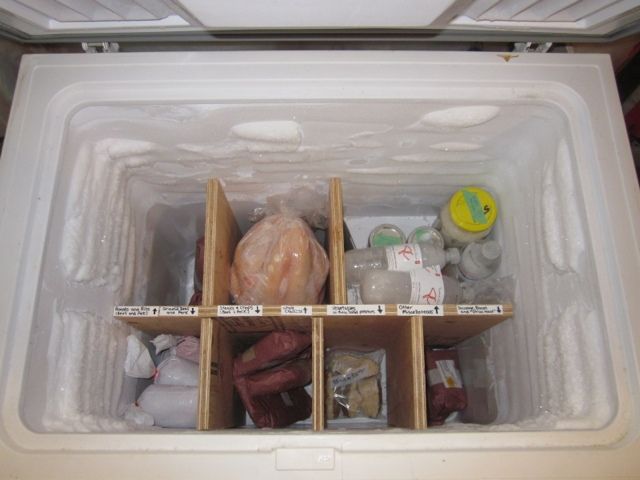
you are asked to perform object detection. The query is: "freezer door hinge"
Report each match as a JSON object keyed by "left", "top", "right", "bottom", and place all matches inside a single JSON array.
[
  {"left": 82, "top": 42, "right": 120, "bottom": 53},
  {"left": 513, "top": 42, "right": 553, "bottom": 53}
]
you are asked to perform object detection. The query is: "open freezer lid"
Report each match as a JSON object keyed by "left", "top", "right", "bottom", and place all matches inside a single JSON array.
[{"left": 1, "top": 0, "right": 639, "bottom": 42}]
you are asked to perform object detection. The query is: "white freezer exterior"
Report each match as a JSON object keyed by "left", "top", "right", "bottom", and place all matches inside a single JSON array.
[{"left": 0, "top": 51, "right": 639, "bottom": 479}]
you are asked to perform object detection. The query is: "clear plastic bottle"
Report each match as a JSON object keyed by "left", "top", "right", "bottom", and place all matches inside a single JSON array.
[
  {"left": 458, "top": 240, "right": 502, "bottom": 281},
  {"left": 345, "top": 242, "right": 461, "bottom": 284},
  {"left": 359, "top": 269, "right": 462, "bottom": 304}
]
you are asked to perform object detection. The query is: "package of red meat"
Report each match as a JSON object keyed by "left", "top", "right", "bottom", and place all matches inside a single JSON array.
[
  {"left": 235, "top": 377, "right": 312, "bottom": 428},
  {"left": 242, "top": 358, "right": 311, "bottom": 397},
  {"left": 425, "top": 348, "right": 467, "bottom": 426},
  {"left": 233, "top": 331, "right": 311, "bottom": 378}
]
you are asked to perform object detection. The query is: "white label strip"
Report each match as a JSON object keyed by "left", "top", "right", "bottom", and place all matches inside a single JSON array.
[
  {"left": 456, "top": 304, "right": 504, "bottom": 315},
  {"left": 280, "top": 305, "right": 313, "bottom": 316},
  {"left": 396, "top": 304, "right": 444, "bottom": 316},
  {"left": 159, "top": 306, "right": 199, "bottom": 316},
  {"left": 326, "top": 305, "right": 385, "bottom": 316},
  {"left": 113, "top": 306, "right": 159, "bottom": 317},
  {"left": 217, "top": 305, "right": 263, "bottom": 317}
]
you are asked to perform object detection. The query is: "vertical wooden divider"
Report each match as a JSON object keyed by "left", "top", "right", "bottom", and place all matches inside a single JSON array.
[
  {"left": 318, "top": 178, "right": 346, "bottom": 430},
  {"left": 312, "top": 317, "right": 325, "bottom": 431},
  {"left": 198, "top": 178, "right": 241, "bottom": 430},
  {"left": 328, "top": 178, "right": 346, "bottom": 304},
  {"left": 411, "top": 316, "right": 427, "bottom": 429}
]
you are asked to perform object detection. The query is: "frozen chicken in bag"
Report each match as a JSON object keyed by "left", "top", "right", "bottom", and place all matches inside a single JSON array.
[{"left": 230, "top": 213, "right": 329, "bottom": 305}]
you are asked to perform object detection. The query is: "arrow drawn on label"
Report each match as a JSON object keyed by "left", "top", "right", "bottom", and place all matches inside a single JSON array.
[
  {"left": 190, "top": 307, "right": 196, "bottom": 314},
  {"left": 377, "top": 305, "right": 383, "bottom": 313},
  {"left": 152, "top": 308, "right": 157, "bottom": 315},
  {"left": 434, "top": 305, "right": 440, "bottom": 314},
  {"left": 255, "top": 306, "right": 260, "bottom": 314}
]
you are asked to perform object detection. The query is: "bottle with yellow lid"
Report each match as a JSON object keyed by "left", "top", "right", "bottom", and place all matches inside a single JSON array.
[{"left": 439, "top": 186, "right": 497, "bottom": 248}]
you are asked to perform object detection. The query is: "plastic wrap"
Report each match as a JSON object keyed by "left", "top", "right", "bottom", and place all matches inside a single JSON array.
[
  {"left": 325, "top": 349, "right": 384, "bottom": 420},
  {"left": 154, "top": 353, "right": 199, "bottom": 387},
  {"left": 234, "top": 381, "right": 312, "bottom": 429},
  {"left": 137, "top": 385, "right": 198, "bottom": 429},
  {"left": 241, "top": 358, "right": 311, "bottom": 397},
  {"left": 124, "top": 335, "right": 155, "bottom": 379},
  {"left": 230, "top": 214, "right": 329, "bottom": 305},
  {"left": 233, "top": 331, "right": 311, "bottom": 378},
  {"left": 176, "top": 336, "right": 200, "bottom": 364},
  {"left": 248, "top": 186, "right": 329, "bottom": 230}
]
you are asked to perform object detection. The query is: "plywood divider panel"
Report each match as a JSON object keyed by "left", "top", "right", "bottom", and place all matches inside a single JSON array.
[
  {"left": 328, "top": 178, "right": 346, "bottom": 304},
  {"left": 203, "top": 178, "right": 241, "bottom": 305},
  {"left": 312, "top": 317, "right": 325, "bottom": 431},
  {"left": 119, "top": 316, "right": 201, "bottom": 337},
  {"left": 197, "top": 317, "right": 213, "bottom": 430},
  {"left": 411, "top": 316, "right": 427, "bottom": 429}
]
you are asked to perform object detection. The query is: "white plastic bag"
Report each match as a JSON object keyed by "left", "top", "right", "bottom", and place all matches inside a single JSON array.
[
  {"left": 151, "top": 334, "right": 178, "bottom": 355},
  {"left": 124, "top": 335, "right": 155, "bottom": 378},
  {"left": 154, "top": 353, "right": 199, "bottom": 387},
  {"left": 123, "top": 404, "right": 154, "bottom": 427},
  {"left": 137, "top": 384, "right": 198, "bottom": 428},
  {"left": 176, "top": 336, "right": 200, "bottom": 364}
]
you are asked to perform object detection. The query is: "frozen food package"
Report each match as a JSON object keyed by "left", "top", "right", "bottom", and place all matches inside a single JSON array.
[
  {"left": 137, "top": 384, "right": 198, "bottom": 429},
  {"left": 154, "top": 353, "right": 199, "bottom": 387},
  {"left": 234, "top": 378, "right": 312, "bottom": 429},
  {"left": 176, "top": 336, "right": 200, "bottom": 364},
  {"left": 233, "top": 330, "right": 311, "bottom": 378},
  {"left": 124, "top": 335, "right": 155, "bottom": 379},
  {"left": 325, "top": 349, "right": 384, "bottom": 420},
  {"left": 241, "top": 358, "right": 312, "bottom": 397},
  {"left": 248, "top": 186, "right": 329, "bottom": 229},
  {"left": 425, "top": 348, "right": 467, "bottom": 426},
  {"left": 123, "top": 404, "right": 155, "bottom": 428},
  {"left": 151, "top": 334, "right": 178, "bottom": 355},
  {"left": 230, "top": 214, "right": 329, "bottom": 305}
]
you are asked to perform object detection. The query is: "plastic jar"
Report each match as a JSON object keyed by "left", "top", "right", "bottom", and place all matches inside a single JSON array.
[{"left": 439, "top": 187, "right": 497, "bottom": 248}]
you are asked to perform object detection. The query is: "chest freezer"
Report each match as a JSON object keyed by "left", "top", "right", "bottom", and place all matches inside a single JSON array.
[{"left": 1, "top": 3, "right": 640, "bottom": 480}]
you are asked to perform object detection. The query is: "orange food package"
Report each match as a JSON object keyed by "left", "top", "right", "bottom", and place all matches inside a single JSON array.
[{"left": 230, "top": 214, "right": 329, "bottom": 305}]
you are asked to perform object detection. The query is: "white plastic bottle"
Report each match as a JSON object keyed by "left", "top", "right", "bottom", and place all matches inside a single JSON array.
[
  {"left": 359, "top": 268, "right": 463, "bottom": 305},
  {"left": 458, "top": 240, "right": 502, "bottom": 281},
  {"left": 345, "top": 243, "right": 461, "bottom": 284}
]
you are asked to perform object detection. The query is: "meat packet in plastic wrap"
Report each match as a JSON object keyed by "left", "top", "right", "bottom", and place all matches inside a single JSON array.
[
  {"left": 425, "top": 348, "right": 467, "bottom": 426},
  {"left": 325, "top": 349, "right": 384, "bottom": 420},
  {"left": 230, "top": 213, "right": 329, "bottom": 305},
  {"left": 241, "top": 358, "right": 311, "bottom": 397},
  {"left": 234, "top": 378, "right": 312, "bottom": 429},
  {"left": 233, "top": 330, "right": 311, "bottom": 378}
]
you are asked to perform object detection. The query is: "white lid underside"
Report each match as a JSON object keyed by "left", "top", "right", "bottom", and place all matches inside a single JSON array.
[{"left": 0, "top": 0, "right": 639, "bottom": 38}]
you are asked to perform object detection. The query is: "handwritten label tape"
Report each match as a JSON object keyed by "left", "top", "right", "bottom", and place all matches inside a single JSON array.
[
  {"left": 326, "top": 305, "right": 385, "bottom": 316},
  {"left": 396, "top": 304, "right": 444, "bottom": 316},
  {"left": 280, "top": 305, "right": 313, "bottom": 316},
  {"left": 217, "top": 305, "right": 263, "bottom": 317},
  {"left": 456, "top": 305, "right": 504, "bottom": 315},
  {"left": 113, "top": 306, "right": 159, "bottom": 317},
  {"left": 159, "top": 306, "right": 199, "bottom": 316}
]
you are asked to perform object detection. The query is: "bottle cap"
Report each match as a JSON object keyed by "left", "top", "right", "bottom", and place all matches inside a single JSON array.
[
  {"left": 449, "top": 187, "right": 497, "bottom": 233},
  {"left": 480, "top": 240, "right": 502, "bottom": 261}
]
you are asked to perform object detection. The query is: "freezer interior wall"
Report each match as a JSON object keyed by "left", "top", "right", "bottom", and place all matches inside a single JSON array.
[{"left": 20, "top": 101, "right": 616, "bottom": 432}]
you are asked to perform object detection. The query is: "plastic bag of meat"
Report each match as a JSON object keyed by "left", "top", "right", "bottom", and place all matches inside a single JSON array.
[
  {"left": 233, "top": 330, "right": 311, "bottom": 378},
  {"left": 241, "top": 358, "right": 311, "bottom": 397},
  {"left": 234, "top": 379, "right": 312, "bottom": 428},
  {"left": 425, "top": 348, "right": 467, "bottom": 426},
  {"left": 230, "top": 214, "right": 329, "bottom": 305}
]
